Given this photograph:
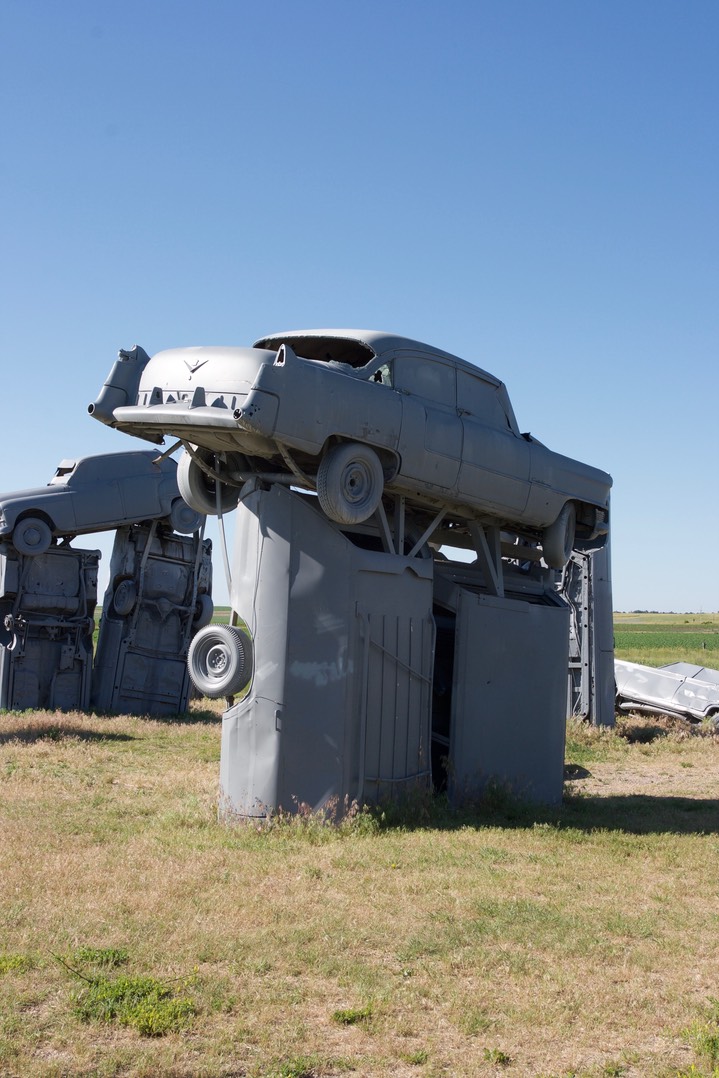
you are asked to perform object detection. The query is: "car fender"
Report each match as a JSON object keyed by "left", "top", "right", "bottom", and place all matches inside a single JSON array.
[{"left": 255, "top": 348, "right": 402, "bottom": 458}]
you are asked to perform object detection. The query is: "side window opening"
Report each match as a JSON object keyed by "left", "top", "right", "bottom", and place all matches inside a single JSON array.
[{"left": 372, "top": 363, "right": 392, "bottom": 386}]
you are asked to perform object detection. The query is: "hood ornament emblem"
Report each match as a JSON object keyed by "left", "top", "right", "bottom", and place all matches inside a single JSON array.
[{"left": 184, "top": 358, "right": 208, "bottom": 375}]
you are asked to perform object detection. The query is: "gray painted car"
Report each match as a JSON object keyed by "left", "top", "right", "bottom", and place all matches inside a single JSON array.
[
  {"left": 0, "top": 452, "right": 203, "bottom": 555},
  {"left": 615, "top": 659, "right": 719, "bottom": 723},
  {"left": 90, "top": 330, "right": 612, "bottom": 567}
]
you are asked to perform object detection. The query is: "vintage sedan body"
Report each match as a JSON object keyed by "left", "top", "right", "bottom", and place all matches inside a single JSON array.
[
  {"left": 90, "top": 330, "right": 611, "bottom": 566},
  {"left": 0, "top": 452, "right": 202, "bottom": 555}
]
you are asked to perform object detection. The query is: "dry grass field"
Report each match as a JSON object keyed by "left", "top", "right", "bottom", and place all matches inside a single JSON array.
[{"left": 1, "top": 703, "right": 718, "bottom": 1078}]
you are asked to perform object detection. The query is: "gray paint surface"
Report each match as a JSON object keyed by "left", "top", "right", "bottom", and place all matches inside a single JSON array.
[
  {"left": 0, "top": 451, "right": 202, "bottom": 549},
  {"left": 93, "top": 522, "right": 212, "bottom": 716},
  {"left": 561, "top": 540, "right": 615, "bottom": 727},
  {"left": 615, "top": 659, "right": 719, "bottom": 722},
  {"left": 0, "top": 451, "right": 209, "bottom": 717},
  {"left": 442, "top": 579, "right": 569, "bottom": 806},
  {"left": 220, "top": 484, "right": 434, "bottom": 817},
  {"left": 92, "top": 330, "right": 611, "bottom": 565},
  {"left": 0, "top": 545, "right": 98, "bottom": 711}
]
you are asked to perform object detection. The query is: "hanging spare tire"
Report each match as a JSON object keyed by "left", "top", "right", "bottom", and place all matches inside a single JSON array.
[
  {"left": 542, "top": 502, "right": 577, "bottom": 569},
  {"left": 317, "top": 442, "right": 384, "bottom": 525},
  {"left": 177, "top": 448, "right": 241, "bottom": 517},
  {"left": 187, "top": 624, "right": 252, "bottom": 698}
]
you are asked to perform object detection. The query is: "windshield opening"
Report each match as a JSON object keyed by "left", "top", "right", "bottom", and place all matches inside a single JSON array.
[{"left": 256, "top": 335, "right": 376, "bottom": 369}]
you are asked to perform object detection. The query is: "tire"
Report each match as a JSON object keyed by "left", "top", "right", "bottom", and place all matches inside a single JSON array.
[
  {"left": 187, "top": 625, "right": 252, "bottom": 698},
  {"left": 317, "top": 443, "right": 385, "bottom": 525},
  {"left": 12, "top": 517, "right": 52, "bottom": 556},
  {"left": 177, "top": 448, "right": 239, "bottom": 517},
  {"left": 112, "top": 578, "right": 137, "bottom": 617},
  {"left": 192, "top": 592, "right": 214, "bottom": 629},
  {"left": 543, "top": 502, "right": 577, "bottom": 569},
  {"left": 169, "top": 497, "right": 204, "bottom": 534}
]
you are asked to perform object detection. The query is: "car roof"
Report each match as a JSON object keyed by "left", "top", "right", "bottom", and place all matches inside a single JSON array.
[{"left": 253, "top": 329, "right": 502, "bottom": 386}]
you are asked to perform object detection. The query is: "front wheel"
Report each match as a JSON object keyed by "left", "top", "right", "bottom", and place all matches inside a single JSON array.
[
  {"left": 317, "top": 443, "right": 385, "bottom": 525},
  {"left": 542, "top": 502, "right": 577, "bottom": 569},
  {"left": 12, "top": 517, "right": 52, "bottom": 556},
  {"left": 187, "top": 625, "right": 252, "bottom": 698}
]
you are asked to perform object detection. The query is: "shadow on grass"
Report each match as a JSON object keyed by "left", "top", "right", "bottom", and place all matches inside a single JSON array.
[
  {"left": 0, "top": 707, "right": 223, "bottom": 738},
  {"left": 0, "top": 723, "right": 137, "bottom": 745},
  {"left": 372, "top": 788, "right": 719, "bottom": 837},
  {"left": 559, "top": 792, "right": 719, "bottom": 835}
]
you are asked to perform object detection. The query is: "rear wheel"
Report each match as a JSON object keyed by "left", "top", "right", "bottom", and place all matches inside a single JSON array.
[
  {"left": 317, "top": 443, "right": 384, "bottom": 525},
  {"left": 13, "top": 517, "right": 52, "bottom": 556}
]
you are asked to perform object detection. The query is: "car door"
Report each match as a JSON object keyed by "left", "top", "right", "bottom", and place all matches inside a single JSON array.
[
  {"left": 393, "top": 354, "right": 462, "bottom": 493},
  {"left": 456, "top": 368, "right": 531, "bottom": 517}
]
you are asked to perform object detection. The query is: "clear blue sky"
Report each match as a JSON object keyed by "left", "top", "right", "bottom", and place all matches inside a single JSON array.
[{"left": 1, "top": 0, "right": 717, "bottom": 611}]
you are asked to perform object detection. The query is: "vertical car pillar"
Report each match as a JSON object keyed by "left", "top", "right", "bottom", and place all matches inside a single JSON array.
[
  {"left": 561, "top": 538, "right": 615, "bottom": 727},
  {"left": 0, "top": 544, "right": 99, "bottom": 711},
  {"left": 219, "top": 484, "right": 435, "bottom": 819},
  {"left": 92, "top": 522, "right": 213, "bottom": 715}
]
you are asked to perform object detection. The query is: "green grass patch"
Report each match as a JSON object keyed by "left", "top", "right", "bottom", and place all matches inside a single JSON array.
[
  {"left": 71, "top": 946, "right": 129, "bottom": 969},
  {"left": 0, "top": 953, "right": 32, "bottom": 975},
  {"left": 73, "top": 973, "right": 196, "bottom": 1036},
  {"left": 331, "top": 1002, "right": 373, "bottom": 1025}
]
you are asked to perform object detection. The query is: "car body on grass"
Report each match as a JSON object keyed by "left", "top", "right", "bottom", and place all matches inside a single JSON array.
[
  {"left": 0, "top": 451, "right": 203, "bottom": 555},
  {"left": 91, "top": 330, "right": 611, "bottom": 567}
]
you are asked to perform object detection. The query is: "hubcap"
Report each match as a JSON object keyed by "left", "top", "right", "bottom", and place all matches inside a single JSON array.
[
  {"left": 342, "top": 462, "right": 370, "bottom": 505},
  {"left": 207, "top": 644, "right": 229, "bottom": 676}
]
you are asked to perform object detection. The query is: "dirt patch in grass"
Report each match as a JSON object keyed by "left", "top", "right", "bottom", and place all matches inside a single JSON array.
[{"left": 567, "top": 712, "right": 719, "bottom": 800}]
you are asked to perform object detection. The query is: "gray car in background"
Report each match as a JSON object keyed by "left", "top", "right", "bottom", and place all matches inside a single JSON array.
[
  {"left": 91, "top": 330, "right": 611, "bottom": 567},
  {"left": 0, "top": 452, "right": 203, "bottom": 555}
]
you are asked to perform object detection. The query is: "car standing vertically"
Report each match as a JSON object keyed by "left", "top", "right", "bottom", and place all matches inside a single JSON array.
[{"left": 90, "top": 331, "right": 611, "bottom": 568}]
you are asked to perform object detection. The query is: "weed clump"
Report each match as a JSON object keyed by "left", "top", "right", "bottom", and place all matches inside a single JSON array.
[
  {"left": 71, "top": 946, "right": 129, "bottom": 968},
  {"left": 73, "top": 973, "right": 195, "bottom": 1035},
  {"left": 331, "top": 1002, "right": 373, "bottom": 1025},
  {"left": 0, "top": 953, "right": 32, "bottom": 975}
]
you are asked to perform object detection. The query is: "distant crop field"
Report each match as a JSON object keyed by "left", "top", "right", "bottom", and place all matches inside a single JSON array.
[{"left": 613, "top": 612, "right": 719, "bottom": 667}]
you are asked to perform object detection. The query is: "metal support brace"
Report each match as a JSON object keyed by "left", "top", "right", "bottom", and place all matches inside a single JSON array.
[
  {"left": 407, "top": 508, "right": 446, "bottom": 559},
  {"left": 375, "top": 501, "right": 396, "bottom": 554},
  {"left": 393, "top": 494, "right": 405, "bottom": 555},
  {"left": 468, "top": 521, "right": 504, "bottom": 597}
]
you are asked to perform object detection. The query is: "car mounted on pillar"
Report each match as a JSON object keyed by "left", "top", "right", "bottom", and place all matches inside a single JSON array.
[
  {"left": 0, "top": 451, "right": 203, "bottom": 556},
  {"left": 90, "top": 330, "right": 611, "bottom": 569}
]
